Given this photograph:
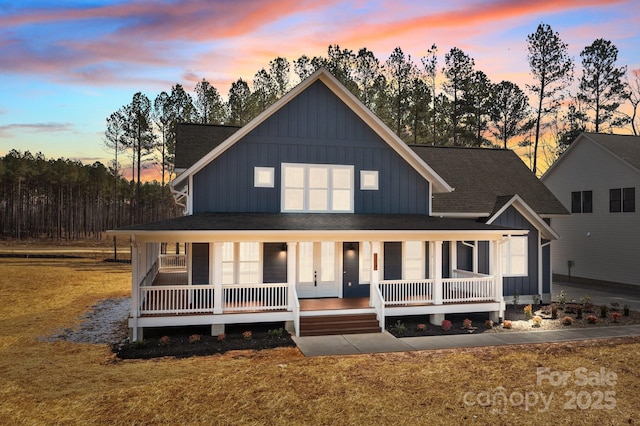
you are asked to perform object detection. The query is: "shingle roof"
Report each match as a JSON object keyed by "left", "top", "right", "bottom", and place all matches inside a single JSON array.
[
  {"left": 410, "top": 145, "right": 569, "bottom": 216},
  {"left": 582, "top": 133, "right": 640, "bottom": 171},
  {"left": 117, "top": 213, "right": 517, "bottom": 232},
  {"left": 174, "top": 123, "right": 240, "bottom": 170}
]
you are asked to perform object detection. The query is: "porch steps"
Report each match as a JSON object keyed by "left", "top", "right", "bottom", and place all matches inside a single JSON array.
[{"left": 299, "top": 313, "right": 381, "bottom": 336}]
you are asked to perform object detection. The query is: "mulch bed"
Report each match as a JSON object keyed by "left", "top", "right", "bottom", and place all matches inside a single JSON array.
[{"left": 114, "top": 322, "right": 296, "bottom": 359}]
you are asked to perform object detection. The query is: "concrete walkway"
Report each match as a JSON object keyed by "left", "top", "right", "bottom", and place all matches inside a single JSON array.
[{"left": 292, "top": 325, "right": 640, "bottom": 357}]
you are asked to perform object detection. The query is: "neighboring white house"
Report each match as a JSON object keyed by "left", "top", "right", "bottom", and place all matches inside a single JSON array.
[{"left": 542, "top": 132, "right": 640, "bottom": 287}]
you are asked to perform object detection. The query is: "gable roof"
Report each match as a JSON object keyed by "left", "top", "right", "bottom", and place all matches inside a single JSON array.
[
  {"left": 174, "top": 123, "right": 240, "bottom": 171},
  {"left": 486, "top": 194, "right": 560, "bottom": 240},
  {"left": 542, "top": 132, "right": 640, "bottom": 179},
  {"left": 410, "top": 145, "right": 569, "bottom": 216},
  {"left": 171, "top": 68, "right": 453, "bottom": 193}
]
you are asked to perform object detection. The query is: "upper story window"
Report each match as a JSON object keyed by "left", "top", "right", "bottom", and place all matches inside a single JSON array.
[
  {"left": 571, "top": 190, "right": 592, "bottom": 213},
  {"left": 281, "top": 163, "right": 354, "bottom": 213},
  {"left": 610, "top": 187, "right": 635, "bottom": 212}
]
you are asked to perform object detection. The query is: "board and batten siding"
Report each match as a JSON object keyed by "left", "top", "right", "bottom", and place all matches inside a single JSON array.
[
  {"left": 543, "top": 140, "right": 640, "bottom": 286},
  {"left": 491, "top": 206, "right": 540, "bottom": 296},
  {"left": 192, "top": 80, "right": 430, "bottom": 215}
]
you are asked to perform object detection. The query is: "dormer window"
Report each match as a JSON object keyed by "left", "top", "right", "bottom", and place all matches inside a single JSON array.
[{"left": 281, "top": 163, "right": 354, "bottom": 213}]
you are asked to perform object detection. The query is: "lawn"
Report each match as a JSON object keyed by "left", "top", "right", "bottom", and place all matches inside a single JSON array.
[{"left": 1, "top": 257, "right": 639, "bottom": 425}]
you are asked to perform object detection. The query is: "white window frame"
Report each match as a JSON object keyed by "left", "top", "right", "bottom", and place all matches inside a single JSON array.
[
  {"left": 221, "top": 242, "right": 263, "bottom": 285},
  {"left": 403, "top": 241, "right": 425, "bottom": 280},
  {"left": 360, "top": 170, "right": 379, "bottom": 190},
  {"left": 254, "top": 167, "right": 275, "bottom": 188},
  {"left": 502, "top": 236, "right": 528, "bottom": 277},
  {"left": 281, "top": 163, "right": 354, "bottom": 213}
]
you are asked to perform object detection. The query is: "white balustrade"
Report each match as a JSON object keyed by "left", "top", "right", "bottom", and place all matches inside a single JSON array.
[
  {"left": 139, "top": 285, "right": 214, "bottom": 315},
  {"left": 159, "top": 254, "right": 187, "bottom": 270},
  {"left": 443, "top": 277, "right": 494, "bottom": 303},
  {"left": 223, "top": 283, "right": 289, "bottom": 312},
  {"left": 379, "top": 279, "right": 434, "bottom": 305}
]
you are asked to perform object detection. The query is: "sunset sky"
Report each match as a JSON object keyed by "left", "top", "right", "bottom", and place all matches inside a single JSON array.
[{"left": 1, "top": 0, "right": 639, "bottom": 179}]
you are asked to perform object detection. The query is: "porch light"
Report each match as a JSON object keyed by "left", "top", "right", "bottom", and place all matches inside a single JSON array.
[
  {"left": 281, "top": 243, "right": 287, "bottom": 252},
  {"left": 347, "top": 243, "right": 355, "bottom": 252}
]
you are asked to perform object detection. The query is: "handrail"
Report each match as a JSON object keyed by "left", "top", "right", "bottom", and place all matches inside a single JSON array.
[
  {"left": 290, "top": 285, "right": 300, "bottom": 337},
  {"left": 370, "top": 283, "right": 385, "bottom": 330}
]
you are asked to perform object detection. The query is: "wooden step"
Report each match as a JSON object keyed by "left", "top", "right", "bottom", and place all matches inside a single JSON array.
[{"left": 299, "top": 313, "right": 381, "bottom": 336}]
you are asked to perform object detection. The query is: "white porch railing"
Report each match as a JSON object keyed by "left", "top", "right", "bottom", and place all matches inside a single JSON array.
[
  {"left": 370, "top": 283, "right": 386, "bottom": 330},
  {"left": 379, "top": 279, "right": 434, "bottom": 305},
  {"left": 223, "top": 283, "right": 288, "bottom": 312},
  {"left": 159, "top": 254, "right": 187, "bottom": 270},
  {"left": 139, "top": 285, "right": 214, "bottom": 315},
  {"left": 444, "top": 270, "right": 495, "bottom": 303}
]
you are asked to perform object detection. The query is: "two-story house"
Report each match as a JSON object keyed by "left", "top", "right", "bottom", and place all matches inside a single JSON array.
[
  {"left": 110, "top": 68, "right": 568, "bottom": 341},
  {"left": 542, "top": 132, "right": 640, "bottom": 288}
]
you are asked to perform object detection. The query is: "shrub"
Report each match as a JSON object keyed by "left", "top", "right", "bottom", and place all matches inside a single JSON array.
[
  {"left": 484, "top": 320, "right": 494, "bottom": 329},
  {"left": 523, "top": 304, "right": 533, "bottom": 319},
  {"left": 462, "top": 318, "right": 473, "bottom": 329},
  {"left": 416, "top": 323, "right": 427, "bottom": 331},
  {"left": 611, "top": 312, "right": 622, "bottom": 323},
  {"left": 502, "top": 320, "right": 512, "bottom": 329},
  {"left": 159, "top": 336, "right": 171, "bottom": 347},
  {"left": 441, "top": 320, "right": 452, "bottom": 331},
  {"left": 551, "top": 303, "right": 558, "bottom": 320},
  {"left": 624, "top": 305, "right": 630, "bottom": 317},
  {"left": 512, "top": 289, "right": 519, "bottom": 306},
  {"left": 576, "top": 306, "right": 583, "bottom": 319},
  {"left": 242, "top": 331, "right": 253, "bottom": 340},
  {"left": 600, "top": 304, "right": 608, "bottom": 318},
  {"left": 217, "top": 333, "right": 226, "bottom": 341},
  {"left": 557, "top": 290, "right": 566, "bottom": 309},
  {"left": 393, "top": 320, "right": 407, "bottom": 335},
  {"left": 268, "top": 328, "right": 285, "bottom": 337},
  {"left": 586, "top": 315, "right": 599, "bottom": 324},
  {"left": 531, "top": 316, "right": 542, "bottom": 328},
  {"left": 580, "top": 295, "right": 591, "bottom": 305},
  {"left": 562, "top": 316, "right": 573, "bottom": 326},
  {"left": 188, "top": 334, "right": 202, "bottom": 344},
  {"left": 532, "top": 294, "right": 540, "bottom": 306},
  {"left": 132, "top": 340, "right": 147, "bottom": 349}
]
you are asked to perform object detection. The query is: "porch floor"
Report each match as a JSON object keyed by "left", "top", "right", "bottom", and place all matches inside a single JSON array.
[{"left": 154, "top": 270, "right": 188, "bottom": 285}]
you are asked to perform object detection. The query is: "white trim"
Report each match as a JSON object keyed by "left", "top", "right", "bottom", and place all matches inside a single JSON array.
[
  {"left": 170, "top": 68, "right": 453, "bottom": 194},
  {"left": 486, "top": 194, "right": 560, "bottom": 240},
  {"left": 434, "top": 212, "right": 490, "bottom": 218}
]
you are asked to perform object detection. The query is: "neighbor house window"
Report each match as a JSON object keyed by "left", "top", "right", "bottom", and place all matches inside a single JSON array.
[
  {"left": 281, "top": 163, "right": 354, "bottom": 212},
  {"left": 502, "top": 236, "right": 528, "bottom": 277},
  {"left": 571, "top": 190, "right": 592, "bottom": 213},
  {"left": 610, "top": 187, "right": 635, "bottom": 212}
]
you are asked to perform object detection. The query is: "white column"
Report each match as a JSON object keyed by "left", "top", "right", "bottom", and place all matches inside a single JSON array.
[
  {"left": 450, "top": 240, "right": 457, "bottom": 275},
  {"left": 433, "top": 241, "right": 443, "bottom": 305},
  {"left": 131, "top": 242, "right": 140, "bottom": 342},
  {"left": 473, "top": 240, "right": 478, "bottom": 273},
  {"left": 187, "top": 243, "right": 193, "bottom": 285},
  {"left": 491, "top": 240, "right": 504, "bottom": 302},
  {"left": 286, "top": 242, "right": 297, "bottom": 311},
  {"left": 538, "top": 233, "right": 543, "bottom": 299},
  {"left": 213, "top": 242, "right": 223, "bottom": 314}
]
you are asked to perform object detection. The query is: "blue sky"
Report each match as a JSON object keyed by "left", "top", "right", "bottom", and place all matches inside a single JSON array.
[{"left": 1, "top": 0, "right": 638, "bottom": 179}]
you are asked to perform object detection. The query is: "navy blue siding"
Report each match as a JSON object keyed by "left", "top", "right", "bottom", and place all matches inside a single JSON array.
[
  {"left": 442, "top": 241, "right": 450, "bottom": 278},
  {"left": 192, "top": 243, "right": 209, "bottom": 285},
  {"left": 491, "top": 206, "right": 539, "bottom": 296},
  {"left": 384, "top": 242, "right": 402, "bottom": 280},
  {"left": 456, "top": 242, "right": 473, "bottom": 271},
  {"left": 478, "top": 241, "right": 490, "bottom": 275},
  {"left": 542, "top": 241, "right": 551, "bottom": 294},
  {"left": 193, "top": 80, "right": 430, "bottom": 214},
  {"left": 263, "top": 243, "right": 287, "bottom": 283}
]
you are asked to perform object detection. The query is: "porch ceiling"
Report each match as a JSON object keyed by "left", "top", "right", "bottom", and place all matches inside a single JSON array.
[{"left": 109, "top": 213, "right": 528, "bottom": 242}]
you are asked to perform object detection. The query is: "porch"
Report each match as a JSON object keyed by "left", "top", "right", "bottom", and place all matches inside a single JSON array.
[{"left": 130, "top": 253, "right": 503, "bottom": 338}]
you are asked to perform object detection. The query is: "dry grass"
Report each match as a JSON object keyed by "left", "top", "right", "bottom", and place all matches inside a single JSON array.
[{"left": 1, "top": 258, "right": 639, "bottom": 425}]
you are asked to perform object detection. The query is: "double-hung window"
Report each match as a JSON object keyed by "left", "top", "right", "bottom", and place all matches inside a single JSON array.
[
  {"left": 571, "top": 190, "right": 592, "bottom": 213},
  {"left": 281, "top": 163, "right": 354, "bottom": 212},
  {"left": 221, "top": 242, "right": 261, "bottom": 284},
  {"left": 502, "top": 236, "right": 528, "bottom": 277},
  {"left": 610, "top": 187, "right": 635, "bottom": 212}
]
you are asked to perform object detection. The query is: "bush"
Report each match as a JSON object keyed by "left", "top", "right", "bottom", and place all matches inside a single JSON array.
[
  {"left": 576, "top": 306, "right": 583, "bottom": 319},
  {"left": 531, "top": 316, "right": 542, "bottom": 328},
  {"left": 562, "top": 316, "right": 573, "bottom": 326},
  {"left": 484, "top": 320, "right": 494, "bottom": 329},
  {"left": 600, "top": 304, "right": 608, "bottom": 318},
  {"left": 393, "top": 320, "right": 407, "bottom": 335},
  {"left": 502, "top": 320, "right": 512, "bottom": 329},
  {"left": 624, "top": 305, "right": 630, "bottom": 317},
  {"left": 188, "top": 334, "right": 202, "bottom": 344},
  {"left": 268, "top": 328, "right": 285, "bottom": 337},
  {"left": 462, "top": 318, "right": 473, "bottom": 329},
  {"left": 159, "top": 336, "right": 171, "bottom": 347},
  {"left": 611, "top": 312, "right": 622, "bottom": 323},
  {"left": 523, "top": 304, "right": 533, "bottom": 319},
  {"left": 242, "top": 331, "right": 253, "bottom": 340},
  {"left": 586, "top": 315, "right": 599, "bottom": 324},
  {"left": 441, "top": 320, "right": 452, "bottom": 331},
  {"left": 217, "top": 333, "right": 226, "bottom": 341},
  {"left": 416, "top": 323, "right": 427, "bottom": 331}
]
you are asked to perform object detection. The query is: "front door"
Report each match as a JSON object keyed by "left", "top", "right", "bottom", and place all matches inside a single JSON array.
[
  {"left": 343, "top": 242, "right": 364, "bottom": 297},
  {"left": 296, "top": 242, "right": 340, "bottom": 298}
]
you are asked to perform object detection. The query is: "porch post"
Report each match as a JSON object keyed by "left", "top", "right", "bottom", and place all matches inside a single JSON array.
[
  {"left": 450, "top": 240, "right": 457, "bottom": 275},
  {"left": 130, "top": 242, "right": 141, "bottom": 342},
  {"left": 213, "top": 242, "right": 223, "bottom": 314},
  {"left": 187, "top": 243, "right": 193, "bottom": 285},
  {"left": 433, "top": 241, "right": 443, "bottom": 305},
  {"left": 286, "top": 242, "right": 297, "bottom": 310},
  {"left": 472, "top": 240, "right": 478, "bottom": 273},
  {"left": 491, "top": 239, "right": 505, "bottom": 322}
]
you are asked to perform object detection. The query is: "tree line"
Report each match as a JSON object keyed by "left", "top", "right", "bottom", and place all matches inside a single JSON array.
[
  {"left": 0, "top": 150, "right": 180, "bottom": 240},
  {"left": 107, "top": 23, "right": 638, "bottom": 186}
]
